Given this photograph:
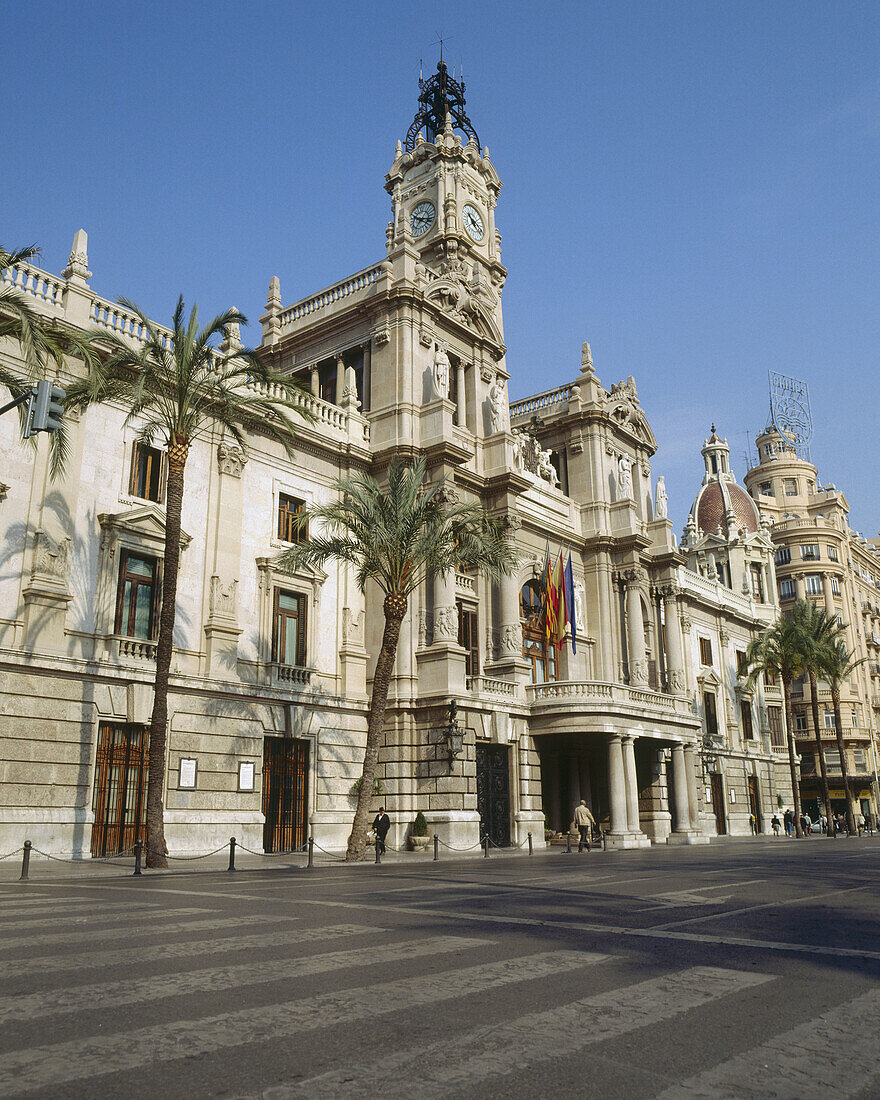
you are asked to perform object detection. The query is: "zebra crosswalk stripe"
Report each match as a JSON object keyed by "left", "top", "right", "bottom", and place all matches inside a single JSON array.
[
  {"left": 0, "top": 910, "right": 234, "bottom": 952},
  {"left": 0, "top": 904, "right": 175, "bottom": 932},
  {"left": 0, "top": 934, "right": 484, "bottom": 1024},
  {"left": 657, "top": 988, "right": 880, "bottom": 1099},
  {"left": 263, "top": 965, "right": 774, "bottom": 1099},
  {"left": 0, "top": 949, "right": 607, "bottom": 1095},
  {"left": 0, "top": 921, "right": 364, "bottom": 981}
]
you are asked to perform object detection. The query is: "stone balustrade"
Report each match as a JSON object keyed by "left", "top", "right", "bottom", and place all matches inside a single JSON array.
[
  {"left": 115, "top": 637, "right": 157, "bottom": 661},
  {"left": 466, "top": 675, "right": 519, "bottom": 698},
  {"left": 527, "top": 679, "right": 693, "bottom": 717},
  {"left": 509, "top": 384, "right": 574, "bottom": 421},
  {"left": 270, "top": 663, "right": 312, "bottom": 686},
  {"left": 0, "top": 259, "right": 65, "bottom": 311},
  {"left": 279, "top": 263, "right": 386, "bottom": 327}
]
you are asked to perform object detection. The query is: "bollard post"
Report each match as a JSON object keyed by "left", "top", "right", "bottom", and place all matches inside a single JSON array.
[
  {"left": 375, "top": 840, "right": 381, "bottom": 864},
  {"left": 20, "top": 840, "right": 31, "bottom": 881},
  {"left": 483, "top": 835, "right": 489, "bottom": 858},
  {"left": 565, "top": 831, "right": 572, "bottom": 854},
  {"left": 528, "top": 832, "right": 533, "bottom": 856},
  {"left": 132, "top": 838, "right": 143, "bottom": 876},
  {"left": 307, "top": 835, "right": 314, "bottom": 869},
  {"left": 433, "top": 834, "right": 439, "bottom": 861},
  {"left": 602, "top": 830, "right": 607, "bottom": 851},
  {"left": 228, "top": 836, "right": 236, "bottom": 872}
]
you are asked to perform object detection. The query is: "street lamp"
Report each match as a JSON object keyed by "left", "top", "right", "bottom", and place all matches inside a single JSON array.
[{"left": 442, "top": 699, "right": 464, "bottom": 769}]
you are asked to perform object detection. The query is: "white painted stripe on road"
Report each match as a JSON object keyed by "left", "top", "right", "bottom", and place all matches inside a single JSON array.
[
  {"left": 646, "top": 878, "right": 766, "bottom": 900},
  {"left": 0, "top": 934, "right": 482, "bottom": 1024},
  {"left": 657, "top": 988, "right": 880, "bottom": 1099},
  {"left": 264, "top": 965, "right": 774, "bottom": 1099},
  {"left": 0, "top": 906, "right": 216, "bottom": 950},
  {"left": 286, "top": 896, "right": 880, "bottom": 963},
  {"left": 0, "top": 923, "right": 372, "bottom": 980},
  {"left": 0, "top": 904, "right": 176, "bottom": 930},
  {"left": 0, "top": 950, "right": 608, "bottom": 1095},
  {"left": 653, "top": 882, "right": 871, "bottom": 929}
]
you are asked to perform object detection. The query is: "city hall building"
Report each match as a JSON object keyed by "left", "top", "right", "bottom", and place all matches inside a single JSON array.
[{"left": 0, "top": 65, "right": 794, "bottom": 858}]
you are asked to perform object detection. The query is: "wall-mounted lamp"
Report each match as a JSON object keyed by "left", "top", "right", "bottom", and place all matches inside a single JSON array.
[{"left": 442, "top": 699, "right": 464, "bottom": 769}]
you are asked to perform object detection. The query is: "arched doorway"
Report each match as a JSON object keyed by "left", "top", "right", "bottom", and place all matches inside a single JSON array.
[{"left": 521, "top": 580, "right": 557, "bottom": 683}]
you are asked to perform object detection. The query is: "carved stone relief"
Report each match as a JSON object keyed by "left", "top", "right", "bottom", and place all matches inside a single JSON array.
[{"left": 217, "top": 440, "right": 248, "bottom": 478}]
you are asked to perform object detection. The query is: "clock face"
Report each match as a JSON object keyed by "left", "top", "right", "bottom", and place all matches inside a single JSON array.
[
  {"left": 462, "top": 203, "right": 485, "bottom": 241},
  {"left": 410, "top": 201, "right": 435, "bottom": 237}
]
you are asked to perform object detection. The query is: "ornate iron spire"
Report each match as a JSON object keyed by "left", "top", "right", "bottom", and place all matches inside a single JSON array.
[{"left": 405, "top": 59, "right": 480, "bottom": 151}]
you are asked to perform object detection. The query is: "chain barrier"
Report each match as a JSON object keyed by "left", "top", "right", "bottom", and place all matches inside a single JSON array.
[
  {"left": 143, "top": 843, "right": 230, "bottom": 862},
  {"left": 29, "top": 845, "right": 137, "bottom": 864},
  {"left": 436, "top": 837, "right": 485, "bottom": 852},
  {"left": 234, "top": 842, "right": 306, "bottom": 858},
  {"left": 0, "top": 847, "right": 24, "bottom": 862},
  {"left": 309, "top": 840, "right": 348, "bottom": 862}
]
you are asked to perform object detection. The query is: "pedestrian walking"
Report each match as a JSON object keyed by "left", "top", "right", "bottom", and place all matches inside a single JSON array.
[
  {"left": 574, "top": 799, "right": 596, "bottom": 852},
  {"left": 748, "top": 813, "right": 757, "bottom": 835},
  {"left": 783, "top": 808, "right": 793, "bottom": 837},
  {"left": 857, "top": 812, "right": 865, "bottom": 836},
  {"left": 770, "top": 814, "right": 780, "bottom": 837},
  {"left": 372, "top": 807, "right": 390, "bottom": 855},
  {"left": 820, "top": 814, "right": 827, "bottom": 834}
]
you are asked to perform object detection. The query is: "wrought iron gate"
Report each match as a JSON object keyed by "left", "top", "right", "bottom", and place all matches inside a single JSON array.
[
  {"left": 91, "top": 723, "right": 149, "bottom": 857},
  {"left": 476, "top": 742, "right": 511, "bottom": 848},
  {"left": 262, "top": 737, "right": 309, "bottom": 852}
]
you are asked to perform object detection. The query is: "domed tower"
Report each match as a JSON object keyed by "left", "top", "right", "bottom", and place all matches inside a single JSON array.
[{"left": 682, "top": 427, "right": 776, "bottom": 608}]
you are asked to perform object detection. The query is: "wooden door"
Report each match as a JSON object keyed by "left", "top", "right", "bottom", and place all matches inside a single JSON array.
[
  {"left": 710, "top": 772, "right": 727, "bottom": 835},
  {"left": 262, "top": 738, "right": 309, "bottom": 852},
  {"left": 476, "top": 743, "right": 511, "bottom": 848},
  {"left": 91, "top": 723, "right": 149, "bottom": 857}
]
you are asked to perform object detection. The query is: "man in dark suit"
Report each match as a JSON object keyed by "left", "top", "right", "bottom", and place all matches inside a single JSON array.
[{"left": 372, "top": 807, "right": 390, "bottom": 855}]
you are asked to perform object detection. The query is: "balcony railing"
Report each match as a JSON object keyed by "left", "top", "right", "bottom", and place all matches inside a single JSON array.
[
  {"left": 466, "top": 676, "right": 519, "bottom": 698},
  {"left": 527, "top": 680, "right": 689, "bottom": 715},
  {"left": 114, "top": 637, "right": 157, "bottom": 662},
  {"left": 269, "top": 664, "right": 312, "bottom": 686}
]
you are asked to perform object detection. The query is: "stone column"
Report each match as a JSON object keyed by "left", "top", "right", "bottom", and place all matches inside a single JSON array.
[
  {"left": 493, "top": 514, "right": 527, "bottom": 676},
  {"left": 683, "top": 743, "right": 700, "bottom": 829},
  {"left": 432, "top": 568, "right": 458, "bottom": 644},
  {"left": 456, "top": 360, "right": 467, "bottom": 428},
  {"left": 671, "top": 744, "right": 690, "bottom": 832},
  {"left": 624, "top": 571, "right": 648, "bottom": 686},
  {"left": 623, "top": 735, "right": 640, "bottom": 833},
  {"left": 822, "top": 571, "right": 836, "bottom": 616},
  {"left": 607, "top": 736, "right": 628, "bottom": 833},
  {"left": 335, "top": 355, "right": 345, "bottom": 406},
  {"left": 662, "top": 587, "right": 686, "bottom": 695},
  {"left": 310, "top": 366, "right": 319, "bottom": 396},
  {"left": 362, "top": 341, "right": 371, "bottom": 412},
  {"left": 794, "top": 572, "right": 806, "bottom": 600}
]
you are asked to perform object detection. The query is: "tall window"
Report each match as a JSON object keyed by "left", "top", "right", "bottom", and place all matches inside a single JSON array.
[
  {"left": 273, "top": 590, "right": 306, "bottom": 666},
  {"left": 827, "top": 545, "right": 839, "bottom": 562},
  {"left": 775, "top": 547, "right": 791, "bottom": 566},
  {"left": 736, "top": 650, "right": 748, "bottom": 675},
  {"left": 760, "top": 481, "right": 772, "bottom": 495},
  {"left": 830, "top": 576, "right": 840, "bottom": 595},
  {"left": 784, "top": 478, "right": 798, "bottom": 496},
  {"left": 768, "top": 706, "right": 784, "bottom": 749},
  {"left": 853, "top": 748, "right": 866, "bottom": 768},
  {"left": 749, "top": 564, "right": 765, "bottom": 602},
  {"left": 521, "top": 581, "right": 556, "bottom": 684},
  {"left": 779, "top": 578, "right": 795, "bottom": 600},
  {"left": 740, "top": 700, "right": 755, "bottom": 739},
  {"left": 115, "top": 551, "right": 159, "bottom": 639},
  {"left": 699, "top": 637, "right": 713, "bottom": 666},
  {"left": 703, "top": 692, "right": 718, "bottom": 739},
  {"left": 129, "top": 442, "right": 164, "bottom": 502},
  {"left": 800, "top": 544, "right": 820, "bottom": 561},
  {"left": 457, "top": 602, "right": 479, "bottom": 678},
  {"left": 805, "top": 574, "right": 822, "bottom": 596},
  {"left": 277, "top": 494, "right": 307, "bottom": 543},
  {"left": 824, "top": 710, "right": 836, "bottom": 729},
  {"left": 794, "top": 712, "right": 808, "bottom": 732},
  {"left": 764, "top": 668, "right": 778, "bottom": 687}
]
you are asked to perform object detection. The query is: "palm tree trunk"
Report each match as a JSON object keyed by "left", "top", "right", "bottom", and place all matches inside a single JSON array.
[
  {"left": 346, "top": 595, "right": 405, "bottom": 861},
  {"left": 831, "top": 682, "right": 856, "bottom": 835},
  {"left": 808, "top": 669, "right": 835, "bottom": 835},
  {"left": 783, "top": 679, "right": 804, "bottom": 837},
  {"left": 145, "top": 447, "right": 187, "bottom": 869}
]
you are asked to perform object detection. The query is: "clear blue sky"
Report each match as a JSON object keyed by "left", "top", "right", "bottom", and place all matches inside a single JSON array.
[{"left": 6, "top": 1, "right": 880, "bottom": 535}]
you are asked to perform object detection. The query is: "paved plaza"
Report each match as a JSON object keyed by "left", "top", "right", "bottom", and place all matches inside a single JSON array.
[{"left": 1, "top": 837, "right": 879, "bottom": 1098}]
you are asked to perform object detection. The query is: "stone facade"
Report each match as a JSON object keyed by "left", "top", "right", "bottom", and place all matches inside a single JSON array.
[
  {"left": 743, "top": 429, "right": 880, "bottom": 821},
  {"left": 0, "top": 64, "right": 795, "bottom": 857}
]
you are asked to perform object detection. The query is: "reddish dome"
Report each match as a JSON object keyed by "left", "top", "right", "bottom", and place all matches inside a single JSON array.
[{"left": 693, "top": 480, "right": 760, "bottom": 537}]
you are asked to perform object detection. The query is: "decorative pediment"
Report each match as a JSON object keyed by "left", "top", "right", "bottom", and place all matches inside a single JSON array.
[
  {"left": 697, "top": 667, "right": 723, "bottom": 689},
  {"left": 424, "top": 272, "right": 503, "bottom": 346},
  {"left": 603, "top": 376, "right": 657, "bottom": 447},
  {"left": 98, "top": 505, "right": 192, "bottom": 557}
]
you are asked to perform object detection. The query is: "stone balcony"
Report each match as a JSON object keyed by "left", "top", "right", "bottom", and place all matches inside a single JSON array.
[{"left": 525, "top": 680, "right": 699, "bottom": 738}]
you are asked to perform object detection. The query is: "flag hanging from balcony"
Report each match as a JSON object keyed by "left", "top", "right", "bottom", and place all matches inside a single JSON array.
[
  {"left": 542, "top": 543, "right": 557, "bottom": 645},
  {"left": 564, "top": 552, "right": 577, "bottom": 654},
  {"left": 551, "top": 552, "right": 567, "bottom": 650}
]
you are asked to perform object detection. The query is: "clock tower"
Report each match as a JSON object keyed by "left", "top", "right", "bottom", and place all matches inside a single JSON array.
[{"left": 384, "top": 60, "right": 507, "bottom": 352}]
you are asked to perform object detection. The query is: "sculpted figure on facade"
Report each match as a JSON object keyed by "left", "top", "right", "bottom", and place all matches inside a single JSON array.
[
  {"left": 536, "top": 446, "right": 559, "bottom": 487},
  {"left": 573, "top": 581, "right": 585, "bottom": 629},
  {"left": 616, "top": 453, "right": 634, "bottom": 500},
  {"left": 655, "top": 476, "right": 668, "bottom": 519},
  {"left": 209, "top": 576, "right": 238, "bottom": 620},
  {"left": 217, "top": 439, "right": 248, "bottom": 478},
  {"left": 432, "top": 342, "right": 451, "bottom": 399},
  {"left": 500, "top": 623, "right": 521, "bottom": 656},
  {"left": 433, "top": 605, "right": 458, "bottom": 641},
  {"left": 488, "top": 377, "right": 508, "bottom": 433}
]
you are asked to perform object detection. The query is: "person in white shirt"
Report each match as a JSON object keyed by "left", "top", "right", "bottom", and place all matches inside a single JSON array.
[{"left": 574, "top": 800, "right": 597, "bottom": 852}]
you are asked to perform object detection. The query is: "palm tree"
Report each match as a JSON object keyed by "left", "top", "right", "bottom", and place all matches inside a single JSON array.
[
  {"left": 789, "top": 599, "right": 844, "bottom": 835},
  {"left": 1, "top": 245, "right": 94, "bottom": 477},
  {"left": 743, "top": 615, "right": 806, "bottom": 837},
  {"left": 821, "top": 637, "right": 866, "bottom": 836},
  {"left": 68, "top": 296, "right": 313, "bottom": 867},
  {"left": 277, "top": 455, "right": 518, "bottom": 861}
]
